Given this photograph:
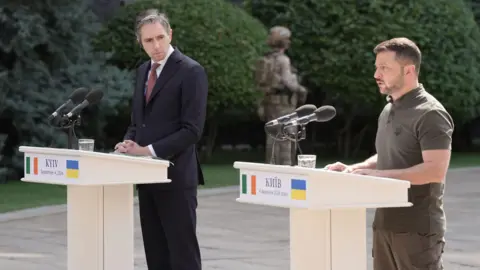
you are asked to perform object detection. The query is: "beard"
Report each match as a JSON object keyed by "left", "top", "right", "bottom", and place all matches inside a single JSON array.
[{"left": 377, "top": 73, "right": 404, "bottom": 95}]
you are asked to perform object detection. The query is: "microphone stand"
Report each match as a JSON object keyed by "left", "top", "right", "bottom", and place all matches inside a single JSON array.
[
  {"left": 285, "top": 125, "right": 306, "bottom": 166},
  {"left": 265, "top": 123, "right": 306, "bottom": 166},
  {"left": 49, "top": 115, "right": 81, "bottom": 150},
  {"left": 64, "top": 116, "right": 81, "bottom": 150}
]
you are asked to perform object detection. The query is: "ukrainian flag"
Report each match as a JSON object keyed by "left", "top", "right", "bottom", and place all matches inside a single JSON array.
[
  {"left": 291, "top": 179, "right": 307, "bottom": 200},
  {"left": 66, "top": 160, "right": 79, "bottom": 179}
]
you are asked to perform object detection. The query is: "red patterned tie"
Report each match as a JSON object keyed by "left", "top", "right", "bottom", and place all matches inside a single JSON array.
[{"left": 145, "top": 63, "right": 160, "bottom": 102}]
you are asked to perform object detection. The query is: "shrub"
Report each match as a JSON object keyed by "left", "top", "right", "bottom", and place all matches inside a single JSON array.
[
  {"left": 0, "top": 1, "right": 133, "bottom": 181},
  {"left": 246, "top": 0, "right": 480, "bottom": 156},
  {"left": 93, "top": 0, "right": 269, "bottom": 121}
]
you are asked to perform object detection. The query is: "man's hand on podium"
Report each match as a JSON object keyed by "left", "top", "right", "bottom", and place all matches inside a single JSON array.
[
  {"left": 114, "top": 140, "right": 150, "bottom": 156},
  {"left": 325, "top": 155, "right": 379, "bottom": 175},
  {"left": 351, "top": 169, "right": 382, "bottom": 177},
  {"left": 114, "top": 141, "right": 128, "bottom": 153},
  {"left": 324, "top": 162, "right": 353, "bottom": 173}
]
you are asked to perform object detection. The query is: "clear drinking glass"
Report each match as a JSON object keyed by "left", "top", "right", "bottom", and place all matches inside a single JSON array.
[
  {"left": 297, "top": 154, "right": 316, "bottom": 168},
  {"left": 78, "top": 138, "right": 95, "bottom": 151}
]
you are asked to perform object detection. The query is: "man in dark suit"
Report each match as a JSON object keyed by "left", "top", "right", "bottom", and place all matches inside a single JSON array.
[{"left": 115, "top": 9, "right": 207, "bottom": 270}]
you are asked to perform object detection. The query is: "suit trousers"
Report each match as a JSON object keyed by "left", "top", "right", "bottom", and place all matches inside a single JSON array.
[
  {"left": 138, "top": 186, "right": 201, "bottom": 270},
  {"left": 373, "top": 230, "right": 445, "bottom": 270}
]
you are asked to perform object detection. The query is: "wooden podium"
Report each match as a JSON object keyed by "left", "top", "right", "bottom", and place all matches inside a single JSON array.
[
  {"left": 19, "top": 146, "right": 171, "bottom": 270},
  {"left": 234, "top": 161, "right": 411, "bottom": 270}
]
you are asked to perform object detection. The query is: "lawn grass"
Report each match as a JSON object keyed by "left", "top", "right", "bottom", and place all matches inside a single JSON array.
[
  {"left": 0, "top": 164, "right": 239, "bottom": 214},
  {"left": 0, "top": 181, "right": 66, "bottom": 213},
  {"left": 0, "top": 151, "right": 478, "bottom": 213},
  {"left": 449, "top": 152, "right": 480, "bottom": 168}
]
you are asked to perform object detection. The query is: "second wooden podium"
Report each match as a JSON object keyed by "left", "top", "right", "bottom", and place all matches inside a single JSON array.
[
  {"left": 234, "top": 161, "right": 411, "bottom": 270},
  {"left": 19, "top": 146, "right": 171, "bottom": 270}
]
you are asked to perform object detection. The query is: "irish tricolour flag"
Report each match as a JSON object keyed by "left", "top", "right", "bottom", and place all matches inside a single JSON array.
[
  {"left": 241, "top": 174, "right": 257, "bottom": 195},
  {"left": 25, "top": 156, "right": 39, "bottom": 175}
]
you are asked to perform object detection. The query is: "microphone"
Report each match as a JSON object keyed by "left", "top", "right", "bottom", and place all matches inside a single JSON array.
[
  {"left": 265, "top": 104, "right": 317, "bottom": 127},
  {"left": 62, "top": 89, "right": 104, "bottom": 120},
  {"left": 283, "top": 105, "right": 336, "bottom": 128},
  {"left": 48, "top": 87, "right": 89, "bottom": 121}
]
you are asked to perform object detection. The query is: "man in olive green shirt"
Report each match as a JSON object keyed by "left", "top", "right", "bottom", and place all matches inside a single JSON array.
[{"left": 325, "top": 37, "right": 454, "bottom": 270}]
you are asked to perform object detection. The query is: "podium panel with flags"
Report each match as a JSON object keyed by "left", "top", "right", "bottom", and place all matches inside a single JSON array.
[
  {"left": 19, "top": 146, "right": 171, "bottom": 270},
  {"left": 234, "top": 161, "right": 411, "bottom": 270}
]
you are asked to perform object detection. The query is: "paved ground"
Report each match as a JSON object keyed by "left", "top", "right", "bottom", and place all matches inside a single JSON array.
[{"left": 0, "top": 168, "right": 479, "bottom": 269}]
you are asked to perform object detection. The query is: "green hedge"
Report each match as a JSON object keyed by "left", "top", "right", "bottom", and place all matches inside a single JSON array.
[
  {"left": 0, "top": 2, "right": 133, "bottom": 181},
  {"left": 246, "top": 0, "right": 480, "bottom": 123},
  {"left": 94, "top": 0, "right": 269, "bottom": 117}
]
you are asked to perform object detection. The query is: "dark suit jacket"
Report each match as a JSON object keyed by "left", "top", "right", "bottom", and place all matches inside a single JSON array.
[{"left": 124, "top": 48, "right": 207, "bottom": 190}]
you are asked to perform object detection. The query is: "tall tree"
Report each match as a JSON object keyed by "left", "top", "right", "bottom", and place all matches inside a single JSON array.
[
  {"left": 0, "top": 1, "right": 133, "bottom": 181},
  {"left": 246, "top": 0, "right": 480, "bottom": 157},
  {"left": 93, "top": 0, "right": 268, "bottom": 160}
]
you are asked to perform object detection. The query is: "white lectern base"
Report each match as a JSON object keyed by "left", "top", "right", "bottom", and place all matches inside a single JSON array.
[
  {"left": 19, "top": 146, "right": 171, "bottom": 270},
  {"left": 290, "top": 208, "right": 366, "bottom": 270},
  {"left": 234, "top": 161, "right": 411, "bottom": 270},
  {"left": 68, "top": 185, "right": 134, "bottom": 270}
]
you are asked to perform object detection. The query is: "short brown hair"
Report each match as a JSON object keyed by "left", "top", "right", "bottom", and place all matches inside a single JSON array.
[
  {"left": 135, "top": 9, "right": 171, "bottom": 41},
  {"left": 373, "top": 37, "right": 422, "bottom": 74}
]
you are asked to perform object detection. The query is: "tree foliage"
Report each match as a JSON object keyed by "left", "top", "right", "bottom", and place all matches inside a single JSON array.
[
  {"left": 466, "top": 0, "right": 480, "bottom": 22},
  {"left": 0, "top": 1, "right": 133, "bottom": 181},
  {"left": 247, "top": 0, "right": 480, "bottom": 120},
  {"left": 93, "top": 0, "right": 269, "bottom": 118},
  {"left": 246, "top": 0, "right": 480, "bottom": 156}
]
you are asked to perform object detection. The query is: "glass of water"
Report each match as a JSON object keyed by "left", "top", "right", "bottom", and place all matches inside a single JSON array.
[
  {"left": 78, "top": 138, "right": 95, "bottom": 151},
  {"left": 297, "top": 154, "right": 316, "bottom": 168}
]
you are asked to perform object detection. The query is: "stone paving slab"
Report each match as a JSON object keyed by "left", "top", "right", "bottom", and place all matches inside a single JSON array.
[{"left": 1, "top": 169, "right": 480, "bottom": 269}]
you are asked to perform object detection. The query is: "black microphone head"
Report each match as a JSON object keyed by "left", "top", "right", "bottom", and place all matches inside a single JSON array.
[
  {"left": 264, "top": 123, "right": 283, "bottom": 136},
  {"left": 69, "top": 87, "right": 89, "bottom": 103},
  {"left": 85, "top": 89, "right": 104, "bottom": 104},
  {"left": 313, "top": 105, "right": 336, "bottom": 122},
  {"left": 295, "top": 104, "right": 317, "bottom": 118}
]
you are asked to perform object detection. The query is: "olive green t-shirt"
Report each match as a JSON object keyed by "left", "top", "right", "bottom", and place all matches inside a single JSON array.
[{"left": 373, "top": 84, "right": 454, "bottom": 233}]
